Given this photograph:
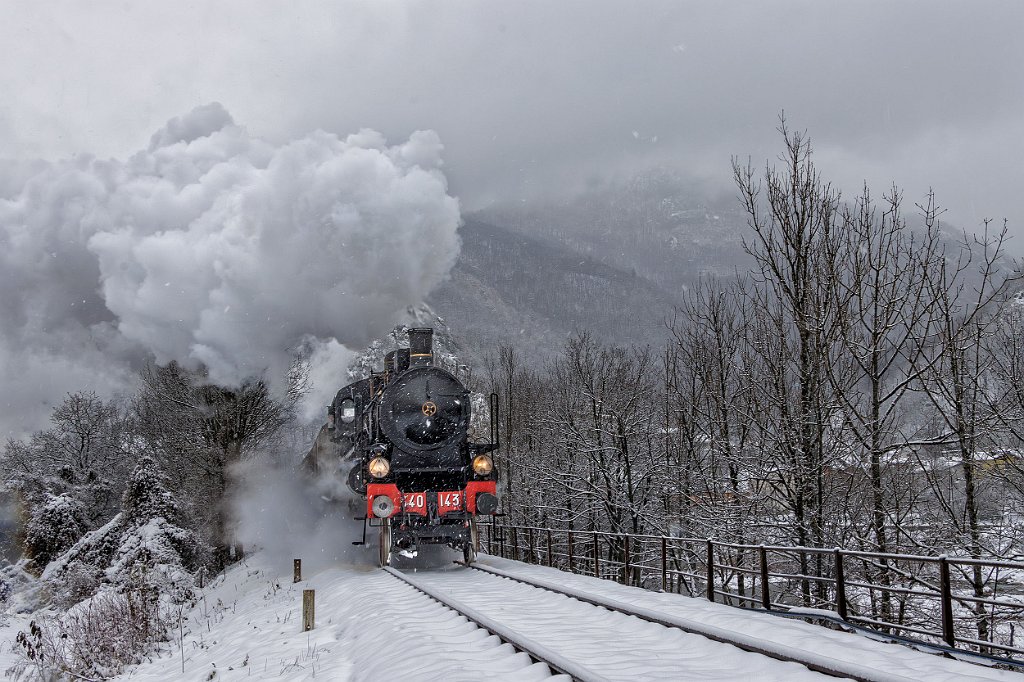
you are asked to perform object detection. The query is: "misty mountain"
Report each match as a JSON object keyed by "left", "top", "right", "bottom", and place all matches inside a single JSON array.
[
  {"left": 428, "top": 176, "right": 753, "bottom": 359},
  {"left": 427, "top": 218, "right": 678, "bottom": 356}
]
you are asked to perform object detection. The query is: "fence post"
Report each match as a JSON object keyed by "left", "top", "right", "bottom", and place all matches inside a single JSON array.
[
  {"left": 302, "top": 589, "right": 315, "bottom": 631},
  {"left": 661, "top": 537, "right": 668, "bottom": 592},
  {"left": 512, "top": 527, "right": 519, "bottom": 562},
  {"left": 593, "top": 532, "right": 600, "bottom": 578},
  {"left": 568, "top": 530, "right": 575, "bottom": 573},
  {"left": 547, "top": 529, "right": 553, "bottom": 567},
  {"left": 528, "top": 527, "right": 535, "bottom": 564},
  {"left": 622, "top": 535, "right": 631, "bottom": 585},
  {"left": 293, "top": 559, "right": 302, "bottom": 583},
  {"left": 759, "top": 545, "right": 770, "bottom": 610},
  {"left": 834, "top": 548, "right": 848, "bottom": 620},
  {"left": 487, "top": 524, "right": 493, "bottom": 556},
  {"left": 499, "top": 526, "right": 506, "bottom": 558},
  {"left": 939, "top": 556, "right": 956, "bottom": 647},
  {"left": 706, "top": 539, "right": 715, "bottom": 602}
]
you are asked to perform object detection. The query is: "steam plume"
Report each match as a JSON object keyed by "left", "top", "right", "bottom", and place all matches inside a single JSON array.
[{"left": 0, "top": 103, "right": 461, "bottom": 436}]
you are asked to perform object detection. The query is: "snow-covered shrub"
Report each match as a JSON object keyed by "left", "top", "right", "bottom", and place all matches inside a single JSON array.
[
  {"left": 59, "top": 561, "right": 103, "bottom": 608},
  {"left": 23, "top": 493, "right": 87, "bottom": 571},
  {"left": 15, "top": 583, "right": 170, "bottom": 680}
]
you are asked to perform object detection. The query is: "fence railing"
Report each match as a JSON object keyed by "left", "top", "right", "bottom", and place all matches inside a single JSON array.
[{"left": 481, "top": 523, "right": 1024, "bottom": 661}]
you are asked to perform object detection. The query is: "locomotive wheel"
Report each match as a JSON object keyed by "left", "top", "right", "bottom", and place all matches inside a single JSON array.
[
  {"left": 463, "top": 518, "right": 479, "bottom": 564},
  {"left": 379, "top": 521, "right": 393, "bottom": 567}
]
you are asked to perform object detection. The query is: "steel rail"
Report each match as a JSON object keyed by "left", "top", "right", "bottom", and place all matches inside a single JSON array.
[
  {"left": 466, "top": 562, "right": 928, "bottom": 682},
  {"left": 383, "top": 566, "right": 609, "bottom": 682}
]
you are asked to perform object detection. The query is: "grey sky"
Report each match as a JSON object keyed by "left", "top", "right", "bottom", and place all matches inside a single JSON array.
[
  {"left": 1, "top": 1, "right": 1021, "bottom": 439},
  {"left": 2, "top": 1, "right": 1022, "bottom": 231}
]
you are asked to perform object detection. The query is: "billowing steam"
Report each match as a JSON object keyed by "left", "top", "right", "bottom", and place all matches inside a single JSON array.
[
  {"left": 0, "top": 103, "right": 461, "bottom": 435},
  {"left": 231, "top": 457, "right": 370, "bottom": 574}
]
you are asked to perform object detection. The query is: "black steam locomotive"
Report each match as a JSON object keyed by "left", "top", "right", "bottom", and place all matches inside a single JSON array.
[{"left": 306, "top": 328, "right": 499, "bottom": 566}]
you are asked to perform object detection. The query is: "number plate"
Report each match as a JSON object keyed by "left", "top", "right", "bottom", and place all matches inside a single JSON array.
[
  {"left": 402, "top": 492, "right": 426, "bottom": 515},
  {"left": 438, "top": 491, "right": 463, "bottom": 515}
]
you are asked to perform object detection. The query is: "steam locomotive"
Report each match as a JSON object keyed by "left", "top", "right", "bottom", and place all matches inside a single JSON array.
[{"left": 305, "top": 328, "right": 499, "bottom": 566}]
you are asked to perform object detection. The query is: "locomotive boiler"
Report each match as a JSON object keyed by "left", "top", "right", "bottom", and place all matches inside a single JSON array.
[{"left": 307, "top": 328, "right": 499, "bottom": 566}]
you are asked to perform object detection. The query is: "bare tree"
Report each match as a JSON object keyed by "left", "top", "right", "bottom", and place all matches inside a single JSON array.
[
  {"left": 134, "top": 361, "right": 301, "bottom": 568},
  {"left": 733, "top": 118, "right": 846, "bottom": 603},
  {"left": 2, "top": 392, "right": 136, "bottom": 528},
  {"left": 911, "top": 202, "right": 1016, "bottom": 645},
  {"left": 825, "top": 185, "right": 942, "bottom": 623}
]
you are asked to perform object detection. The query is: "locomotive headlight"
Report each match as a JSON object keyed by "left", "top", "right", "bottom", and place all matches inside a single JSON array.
[
  {"left": 368, "top": 457, "right": 390, "bottom": 479},
  {"left": 472, "top": 454, "right": 494, "bottom": 476}
]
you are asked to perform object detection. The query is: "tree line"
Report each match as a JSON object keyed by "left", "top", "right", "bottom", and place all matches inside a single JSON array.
[
  {"left": 2, "top": 362, "right": 303, "bottom": 593},
  {"left": 479, "top": 121, "right": 1023, "bottom": 648}
]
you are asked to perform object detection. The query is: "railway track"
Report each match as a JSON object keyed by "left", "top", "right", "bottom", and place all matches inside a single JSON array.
[
  {"left": 383, "top": 561, "right": 921, "bottom": 682},
  {"left": 385, "top": 565, "right": 590, "bottom": 681}
]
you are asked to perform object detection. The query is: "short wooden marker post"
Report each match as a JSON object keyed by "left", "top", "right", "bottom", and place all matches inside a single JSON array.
[
  {"left": 293, "top": 559, "right": 302, "bottom": 583},
  {"left": 302, "top": 589, "right": 315, "bottom": 631}
]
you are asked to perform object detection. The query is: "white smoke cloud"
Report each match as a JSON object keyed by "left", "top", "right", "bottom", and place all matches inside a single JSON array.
[
  {"left": 231, "top": 456, "right": 371, "bottom": 574},
  {"left": 298, "top": 339, "right": 356, "bottom": 423},
  {"left": 0, "top": 103, "right": 461, "bottom": 436}
]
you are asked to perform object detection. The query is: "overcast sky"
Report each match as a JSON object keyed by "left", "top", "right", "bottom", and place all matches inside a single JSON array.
[
  {"left": 1, "top": 1, "right": 1022, "bottom": 438},
  {"left": 3, "top": 1, "right": 1022, "bottom": 230}
]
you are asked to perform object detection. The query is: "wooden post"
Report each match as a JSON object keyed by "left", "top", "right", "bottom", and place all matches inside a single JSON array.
[
  {"left": 546, "top": 529, "right": 553, "bottom": 567},
  {"left": 939, "top": 556, "right": 956, "bottom": 647},
  {"left": 759, "top": 545, "right": 770, "bottom": 610},
  {"left": 512, "top": 527, "right": 519, "bottom": 561},
  {"left": 302, "top": 589, "right": 315, "bottom": 631},
  {"left": 293, "top": 559, "right": 302, "bottom": 583},
  {"left": 706, "top": 539, "right": 715, "bottom": 602},
  {"left": 661, "top": 537, "right": 668, "bottom": 592},
  {"left": 568, "top": 530, "right": 575, "bottom": 573},
  {"left": 593, "top": 532, "right": 600, "bottom": 578},
  {"left": 834, "top": 549, "right": 847, "bottom": 620},
  {"left": 622, "top": 535, "right": 630, "bottom": 585},
  {"left": 528, "top": 527, "right": 535, "bottom": 563}
]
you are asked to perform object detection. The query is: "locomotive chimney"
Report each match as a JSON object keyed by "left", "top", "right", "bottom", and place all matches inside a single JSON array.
[{"left": 408, "top": 327, "right": 433, "bottom": 366}]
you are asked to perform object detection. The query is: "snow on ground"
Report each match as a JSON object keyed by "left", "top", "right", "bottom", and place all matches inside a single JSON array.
[
  {"left": 3, "top": 542, "right": 1022, "bottom": 681},
  {"left": 110, "top": 547, "right": 560, "bottom": 681},
  {"left": 0, "top": 612, "right": 32, "bottom": 677}
]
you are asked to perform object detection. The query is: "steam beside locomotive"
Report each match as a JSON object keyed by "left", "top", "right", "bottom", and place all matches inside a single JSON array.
[{"left": 305, "top": 328, "right": 499, "bottom": 566}]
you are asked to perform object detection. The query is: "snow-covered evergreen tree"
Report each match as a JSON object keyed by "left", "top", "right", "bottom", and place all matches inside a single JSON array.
[
  {"left": 44, "top": 457, "right": 204, "bottom": 606},
  {"left": 23, "top": 493, "right": 87, "bottom": 571}
]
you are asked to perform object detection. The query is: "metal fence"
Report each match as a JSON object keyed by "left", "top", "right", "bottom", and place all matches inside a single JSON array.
[{"left": 482, "top": 523, "right": 1024, "bottom": 661}]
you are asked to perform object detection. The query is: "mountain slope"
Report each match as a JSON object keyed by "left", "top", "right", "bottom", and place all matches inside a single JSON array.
[{"left": 427, "top": 219, "right": 682, "bottom": 358}]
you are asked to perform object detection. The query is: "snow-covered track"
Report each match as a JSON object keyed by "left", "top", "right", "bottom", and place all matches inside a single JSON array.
[
  {"left": 384, "top": 565, "right": 598, "bottom": 681},
  {"left": 465, "top": 562, "right": 925, "bottom": 682},
  {"left": 387, "top": 564, "right": 854, "bottom": 681}
]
